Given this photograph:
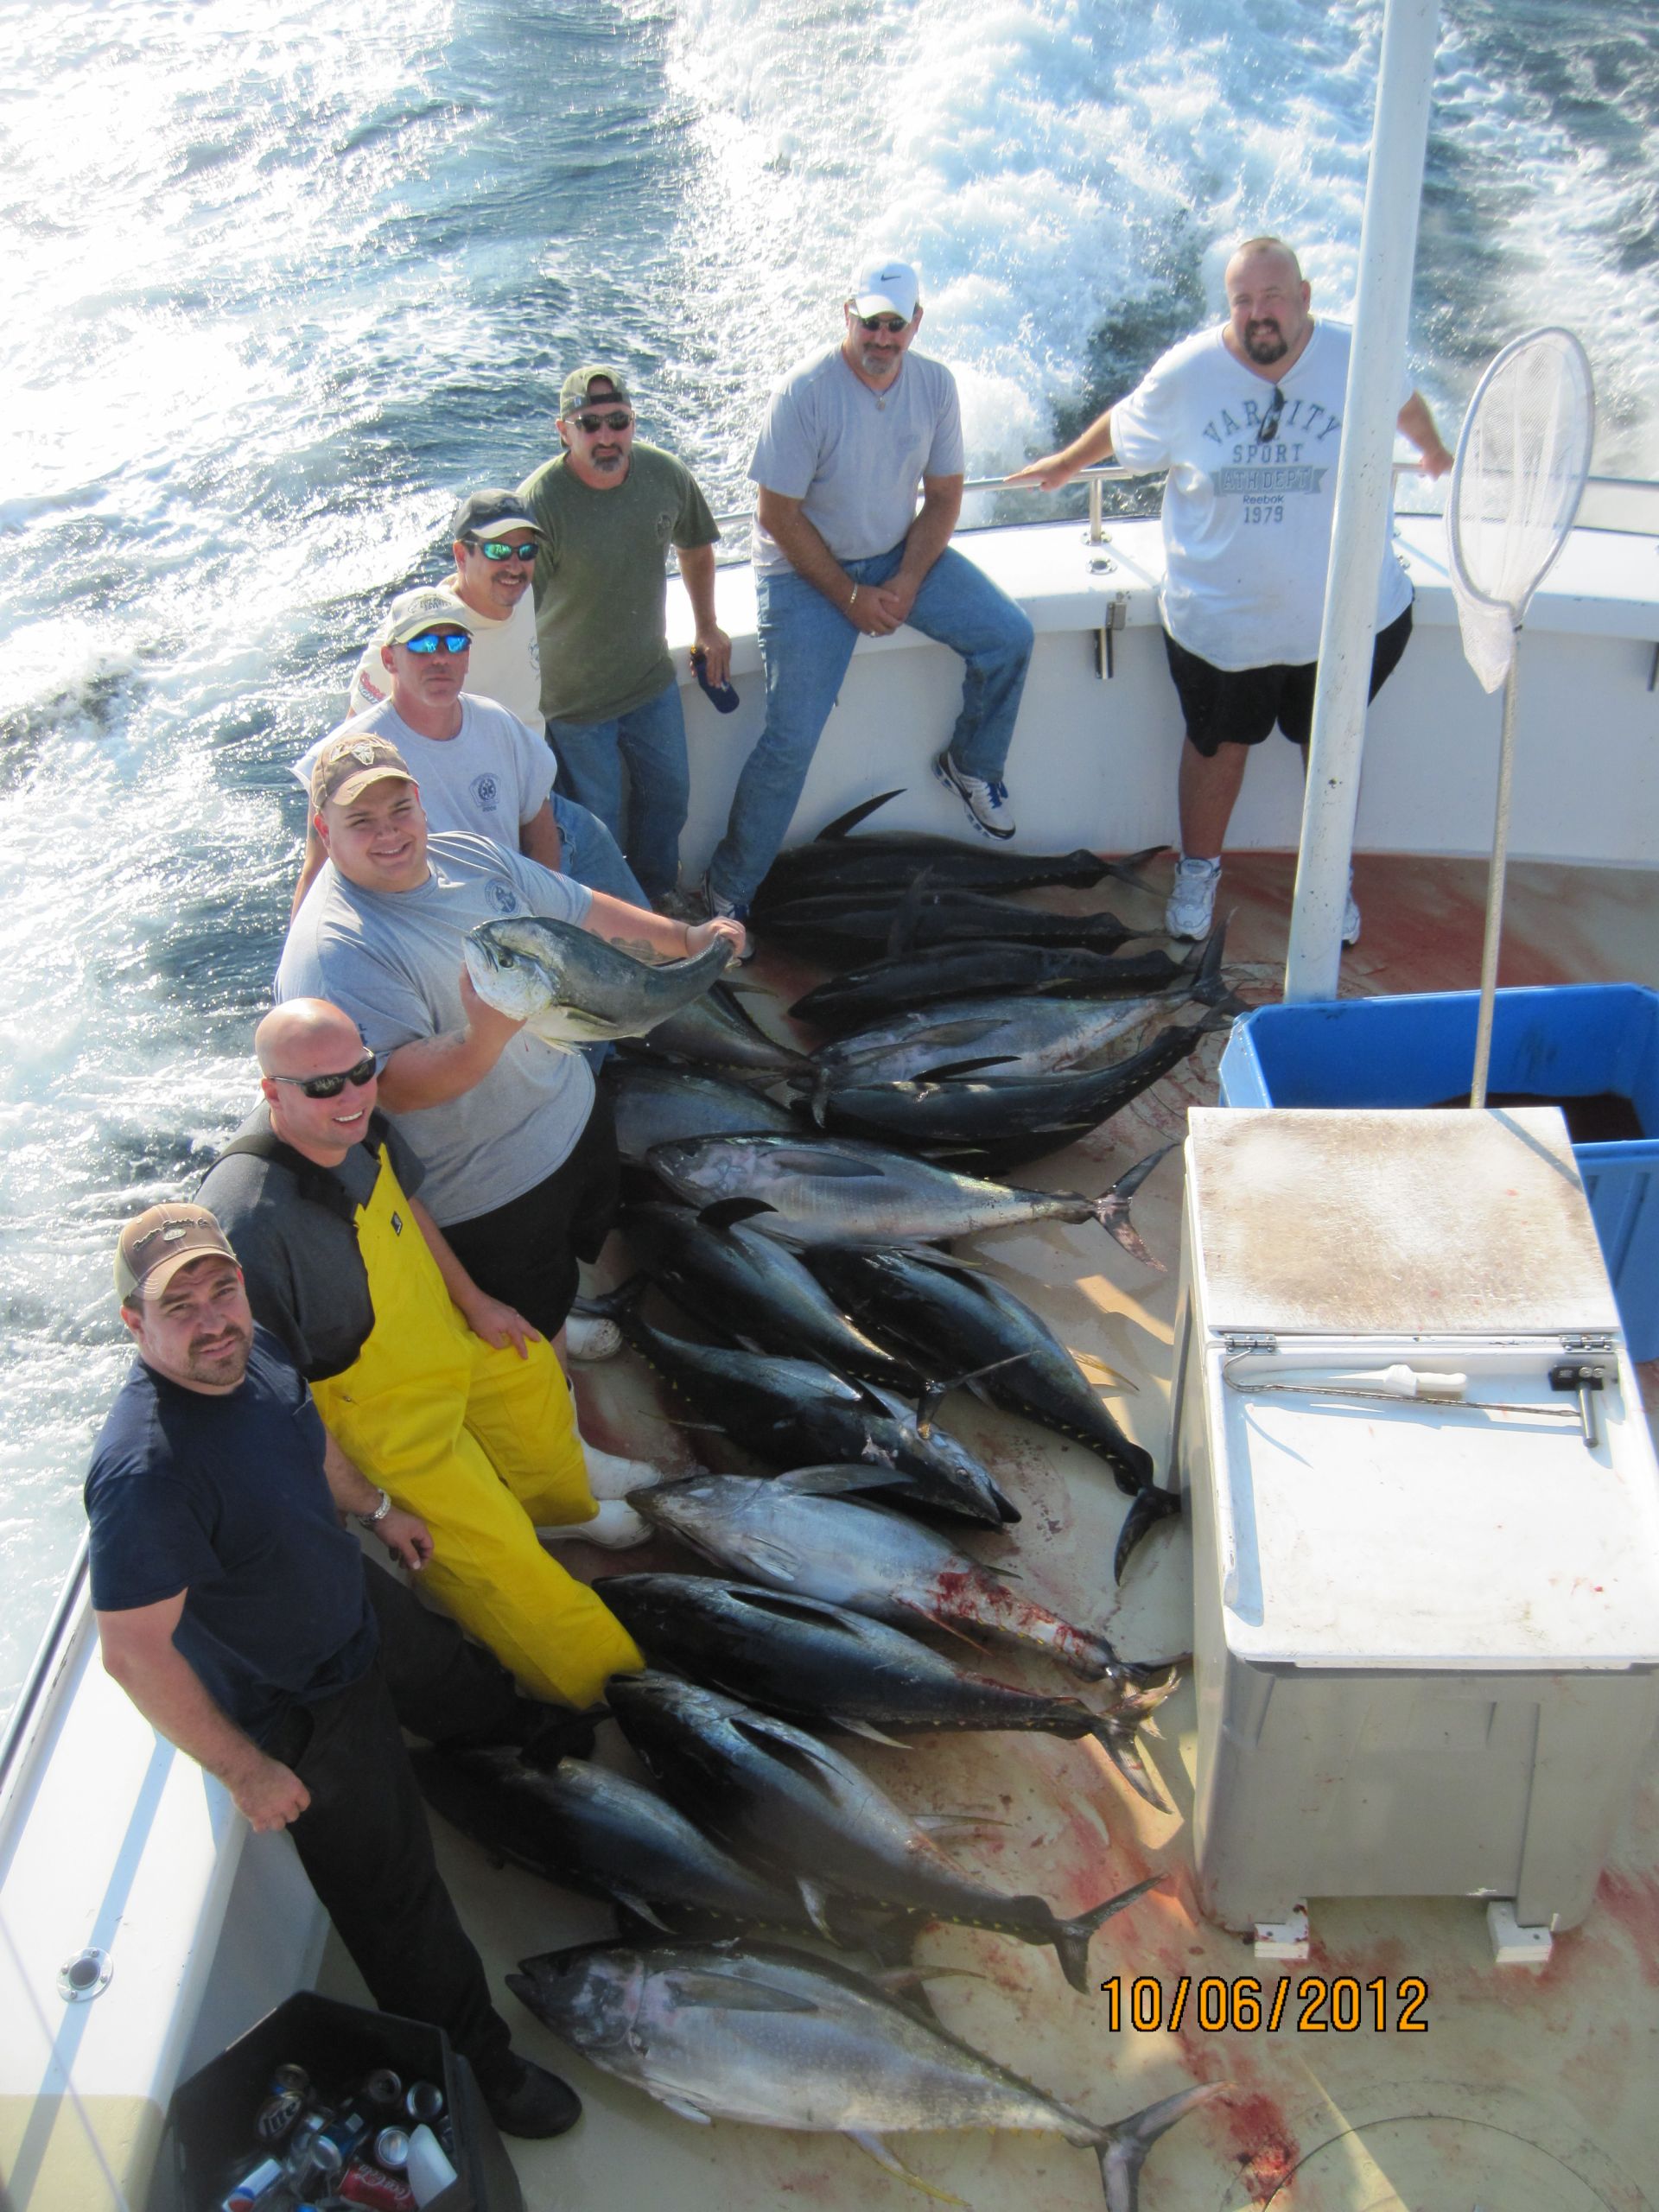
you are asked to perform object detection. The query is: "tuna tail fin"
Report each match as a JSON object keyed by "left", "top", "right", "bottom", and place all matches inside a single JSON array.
[
  {"left": 1084, "top": 1716, "right": 1173, "bottom": 1813},
  {"left": 1094, "top": 2083, "right": 1226, "bottom": 2212},
  {"left": 815, "top": 788, "right": 905, "bottom": 842},
  {"left": 1100, "top": 842, "right": 1172, "bottom": 887},
  {"left": 1092, "top": 1141, "right": 1179, "bottom": 1270},
  {"left": 1187, "top": 913, "right": 1247, "bottom": 1018},
  {"left": 1113, "top": 1485, "right": 1183, "bottom": 1581},
  {"left": 1054, "top": 1872, "right": 1166, "bottom": 1991},
  {"left": 572, "top": 1275, "right": 648, "bottom": 1321}
]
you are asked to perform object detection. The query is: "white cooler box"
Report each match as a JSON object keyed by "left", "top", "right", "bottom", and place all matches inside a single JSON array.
[{"left": 1171, "top": 1107, "right": 1659, "bottom": 1940}]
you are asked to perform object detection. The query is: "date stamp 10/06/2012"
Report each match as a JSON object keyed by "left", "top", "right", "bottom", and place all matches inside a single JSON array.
[{"left": 1096, "top": 1974, "right": 1429, "bottom": 2036}]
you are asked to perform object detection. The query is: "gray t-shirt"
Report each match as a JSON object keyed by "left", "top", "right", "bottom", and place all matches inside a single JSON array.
[
  {"left": 198, "top": 1106, "right": 427, "bottom": 1383},
  {"left": 275, "top": 833, "right": 594, "bottom": 1226},
  {"left": 296, "top": 696, "right": 556, "bottom": 845},
  {"left": 748, "top": 344, "right": 965, "bottom": 575}
]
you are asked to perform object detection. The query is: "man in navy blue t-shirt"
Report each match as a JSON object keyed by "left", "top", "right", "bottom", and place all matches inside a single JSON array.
[{"left": 85, "top": 1201, "right": 583, "bottom": 2139}]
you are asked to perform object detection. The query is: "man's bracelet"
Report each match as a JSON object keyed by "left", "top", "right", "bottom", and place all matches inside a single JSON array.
[
  {"left": 356, "top": 1487, "right": 393, "bottom": 1528},
  {"left": 848, "top": 582, "right": 859, "bottom": 613}
]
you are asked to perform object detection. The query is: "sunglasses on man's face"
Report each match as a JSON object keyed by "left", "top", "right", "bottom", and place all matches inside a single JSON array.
[
  {"left": 404, "top": 629, "right": 473, "bottom": 656},
  {"left": 270, "top": 1053, "right": 380, "bottom": 1101},
  {"left": 573, "top": 411, "right": 634, "bottom": 434},
  {"left": 853, "top": 312, "right": 908, "bottom": 334},
  {"left": 472, "top": 538, "right": 540, "bottom": 563}
]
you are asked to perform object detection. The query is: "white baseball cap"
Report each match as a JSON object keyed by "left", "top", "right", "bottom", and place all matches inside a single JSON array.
[{"left": 849, "top": 257, "right": 919, "bottom": 322}]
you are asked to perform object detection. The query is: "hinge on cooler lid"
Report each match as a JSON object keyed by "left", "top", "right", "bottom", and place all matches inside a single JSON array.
[
  {"left": 1560, "top": 1334, "right": 1615, "bottom": 1351},
  {"left": 1222, "top": 1333, "right": 1279, "bottom": 1353}
]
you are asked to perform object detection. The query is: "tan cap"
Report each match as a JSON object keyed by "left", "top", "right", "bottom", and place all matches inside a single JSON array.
[
  {"left": 382, "top": 585, "right": 474, "bottom": 649},
  {"left": 309, "top": 732, "right": 416, "bottom": 812},
  {"left": 116, "top": 1204, "right": 238, "bottom": 1305}
]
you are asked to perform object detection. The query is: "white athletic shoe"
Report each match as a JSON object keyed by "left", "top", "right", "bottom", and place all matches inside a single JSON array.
[
  {"left": 1165, "top": 855, "right": 1221, "bottom": 939},
  {"left": 1343, "top": 878, "right": 1362, "bottom": 947},
  {"left": 580, "top": 1444, "right": 668, "bottom": 1501},
  {"left": 565, "top": 1312, "right": 623, "bottom": 1363},
  {"left": 933, "top": 750, "right": 1017, "bottom": 841},
  {"left": 537, "top": 1500, "right": 651, "bottom": 1550}
]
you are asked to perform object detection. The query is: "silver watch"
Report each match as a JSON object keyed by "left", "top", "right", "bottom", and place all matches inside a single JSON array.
[{"left": 357, "top": 1487, "right": 393, "bottom": 1527}]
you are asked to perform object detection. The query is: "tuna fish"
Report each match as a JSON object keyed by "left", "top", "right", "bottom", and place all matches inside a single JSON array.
[
  {"left": 643, "top": 1131, "right": 1173, "bottom": 1268},
  {"left": 592, "top": 1294, "right": 1018, "bottom": 1526},
  {"left": 621, "top": 1200, "right": 923, "bottom": 1391},
  {"left": 508, "top": 1937, "right": 1222, "bottom": 2211},
  {"left": 754, "top": 884, "right": 1147, "bottom": 966},
  {"left": 605, "top": 1672, "right": 1160, "bottom": 1990},
  {"left": 463, "top": 915, "right": 734, "bottom": 1046},
  {"left": 597, "top": 1574, "right": 1178, "bottom": 1797},
  {"left": 791, "top": 939, "right": 1205, "bottom": 1036},
  {"left": 602, "top": 1059, "right": 799, "bottom": 1165},
  {"left": 805, "top": 1246, "right": 1181, "bottom": 1580},
  {"left": 621, "top": 982, "right": 810, "bottom": 1074}
]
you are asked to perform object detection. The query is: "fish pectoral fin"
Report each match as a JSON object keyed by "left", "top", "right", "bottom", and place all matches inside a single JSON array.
[
  {"left": 797, "top": 1874, "right": 840, "bottom": 1941},
  {"left": 833, "top": 1715, "right": 913, "bottom": 1749},
  {"left": 662, "top": 1971, "right": 822, "bottom": 2016},
  {"left": 699, "top": 1196, "right": 779, "bottom": 1230},
  {"left": 611, "top": 1890, "right": 674, "bottom": 1931},
  {"left": 893, "top": 1600, "right": 993, "bottom": 1655},
  {"left": 848, "top": 2133, "right": 970, "bottom": 2207},
  {"left": 658, "top": 2094, "right": 718, "bottom": 2126},
  {"left": 912, "top": 1810, "right": 1013, "bottom": 1838},
  {"left": 1074, "top": 1351, "right": 1137, "bottom": 1394},
  {"left": 816, "top": 789, "right": 905, "bottom": 842}
]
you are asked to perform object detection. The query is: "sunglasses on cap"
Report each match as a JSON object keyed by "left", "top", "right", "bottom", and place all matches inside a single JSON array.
[
  {"left": 470, "top": 538, "right": 540, "bottom": 563},
  {"left": 853, "top": 312, "right": 908, "bottom": 334},
  {"left": 1255, "top": 386, "right": 1286, "bottom": 444},
  {"left": 571, "top": 410, "right": 634, "bottom": 434},
  {"left": 404, "top": 629, "right": 473, "bottom": 655},
  {"left": 270, "top": 1052, "right": 381, "bottom": 1100}
]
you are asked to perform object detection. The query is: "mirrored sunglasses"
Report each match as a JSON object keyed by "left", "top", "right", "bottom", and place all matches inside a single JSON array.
[{"left": 404, "top": 629, "right": 472, "bottom": 655}]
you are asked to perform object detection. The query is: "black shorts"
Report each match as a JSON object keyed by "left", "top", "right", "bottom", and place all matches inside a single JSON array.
[
  {"left": 441, "top": 1090, "right": 620, "bottom": 1339},
  {"left": 1164, "top": 602, "right": 1414, "bottom": 758}
]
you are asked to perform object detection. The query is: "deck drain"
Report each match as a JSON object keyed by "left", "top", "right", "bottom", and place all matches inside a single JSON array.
[{"left": 57, "top": 1946, "right": 113, "bottom": 2003}]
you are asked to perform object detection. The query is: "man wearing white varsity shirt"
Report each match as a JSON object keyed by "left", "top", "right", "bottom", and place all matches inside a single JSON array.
[{"left": 1009, "top": 235, "right": 1452, "bottom": 947}]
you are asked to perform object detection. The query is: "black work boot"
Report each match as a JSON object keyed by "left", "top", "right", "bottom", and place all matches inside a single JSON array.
[{"left": 479, "top": 2050, "right": 582, "bottom": 2139}]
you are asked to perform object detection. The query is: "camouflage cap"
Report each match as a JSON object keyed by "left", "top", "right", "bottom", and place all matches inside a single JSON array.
[
  {"left": 309, "top": 731, "right": 416, "bottom": 812},
  {"left": 115, "top": 1204, "right": 238, "bottom": 1305}
]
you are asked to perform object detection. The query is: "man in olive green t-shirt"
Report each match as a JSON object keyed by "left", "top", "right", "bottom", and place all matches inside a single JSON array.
[{"left": 516, "top": 366, "right": 728, "bottom": 904}]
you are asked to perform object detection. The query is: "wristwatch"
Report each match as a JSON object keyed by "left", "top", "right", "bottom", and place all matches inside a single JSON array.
[{"left": 357, "top": 1488, "right": 393, "bottom": 1528}]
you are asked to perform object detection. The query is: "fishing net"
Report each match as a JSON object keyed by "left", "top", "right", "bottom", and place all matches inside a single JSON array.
[
  {"left": 1447, "top": 327, "right": 1595, "bottom": 691},
  {"left": 1446, "top": 327, "right": 1595, "bottom": 1103}
]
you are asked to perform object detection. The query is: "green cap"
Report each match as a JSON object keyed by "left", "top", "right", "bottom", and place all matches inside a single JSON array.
[{"left": 558, "top": 365, "right": 634, "bottom": 417}]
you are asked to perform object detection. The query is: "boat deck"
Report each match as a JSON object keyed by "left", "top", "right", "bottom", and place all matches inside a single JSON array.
[{"left": 323, "top": 850, "right": 1659, "bottom": 2212}]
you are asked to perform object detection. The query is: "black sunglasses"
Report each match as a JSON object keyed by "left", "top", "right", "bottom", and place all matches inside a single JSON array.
[
  {"left": 573, "top": 411, "right": 634, "bottom": 434},
  {"left": 1255, "top": 385, "right": 1286, "bottom": 443},
  {"left": 471, "top": 538, "right": 540, "bottom": 563},
  {"left": 270, "top": 1052, "right": 380, "bottom": 1101},
  {"left": 853, "top": 312, "right": 908, "bottom": 334}
]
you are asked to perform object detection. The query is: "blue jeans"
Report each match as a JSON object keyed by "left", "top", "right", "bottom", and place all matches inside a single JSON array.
[
  {"left": 550, "top": 793, "right": 647, "bottom": 906},
  {"left": 547, "top": 678, "right": 690, "bottom": 902},
  {"left": 708, "top": 544, "right": 1034, "bottom": 907}
]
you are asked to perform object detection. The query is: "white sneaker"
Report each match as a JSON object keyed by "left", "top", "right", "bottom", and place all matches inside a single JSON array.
[
  {"left": 1166, "top": 856, "right": 1221, "bottom": 939},
  {"left": 537, "top": 1500, "right": 651, "bottom": 1550},
  {"left": 933, "top": 750, "right": 1017, "bottom": 841},
  {"left": 581, "top": 1444, "right": 667, "bottom": 1501},
  {"left": 566, "top": 1312, "right": 623, "bottom": 1363},
  {"left": 1343, "top": 880, "right": 1362, "bottom": 946}
]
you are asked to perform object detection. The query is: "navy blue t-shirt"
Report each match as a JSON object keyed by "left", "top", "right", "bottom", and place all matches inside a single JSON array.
[{"left": 84, "top": 1331, "right": 378, "bottom": 1746}]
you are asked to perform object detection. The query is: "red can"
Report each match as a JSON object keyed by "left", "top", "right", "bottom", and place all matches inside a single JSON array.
[{"left": 338, "top": 2157, "right": 417, "bottom": 2210}]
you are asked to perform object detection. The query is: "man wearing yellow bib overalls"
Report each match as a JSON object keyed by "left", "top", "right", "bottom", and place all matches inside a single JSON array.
[{"left": 200, "top": 998, "right": 649, "bottom": 1711}]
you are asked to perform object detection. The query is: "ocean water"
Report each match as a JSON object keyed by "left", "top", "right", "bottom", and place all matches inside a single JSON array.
[{"left": 1, "top": 0, "right": 1654, "bottom": 1718}]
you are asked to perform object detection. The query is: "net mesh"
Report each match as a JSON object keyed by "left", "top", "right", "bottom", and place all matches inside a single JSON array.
[{"left": 1447, "top": 327, "right": 1595, "bottom": 692}]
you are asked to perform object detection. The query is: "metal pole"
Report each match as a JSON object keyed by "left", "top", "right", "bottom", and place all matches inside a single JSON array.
[
  {"left": 1469, "top": 648, "right": 1521, "bottom": 1107},
  {"left": 1283, "top": 0, "right": 1441, "bottom": 1004}
]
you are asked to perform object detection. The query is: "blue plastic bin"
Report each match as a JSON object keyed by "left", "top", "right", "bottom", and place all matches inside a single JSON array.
[{"left": 1217, "top": 984, "right": 1659, "bottom": 1360}]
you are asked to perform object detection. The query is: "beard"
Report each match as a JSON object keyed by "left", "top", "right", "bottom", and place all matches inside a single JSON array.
[
  {"left": 184, "top": 1319, "right": 254, "bottom": 1388},
  {"left": 1243, "top": 320, "right": 1289, "bottom": 365}
]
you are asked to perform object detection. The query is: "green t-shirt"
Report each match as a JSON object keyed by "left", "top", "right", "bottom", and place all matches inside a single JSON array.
[{"left": 515, "top": 442, "right": 720, "bottom": 724}]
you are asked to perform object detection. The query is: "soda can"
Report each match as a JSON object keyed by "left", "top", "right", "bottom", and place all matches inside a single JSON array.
[
  {"left": 360, "top": 2067, "right": 404, "bottom": 2111},
  {"left": 218, "top": 2153, "right": 284, "bottom": 2210},
  {"left": 338, "top": 2158, "right": 417, "bottom": 2210},
  {"left": 270, "top": 2063, "right": 312, "bottom": 2098},
  {"left": 404, "top": 2081, "right": 444, "bottom": 2125},
  {"left": 374, "top": 2127, "right": 410, "bottom": 2171}
]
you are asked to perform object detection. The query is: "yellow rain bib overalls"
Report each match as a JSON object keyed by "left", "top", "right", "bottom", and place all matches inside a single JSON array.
[{"left": 308, "top": 1143, "right": 642, "bottom": 1708}]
